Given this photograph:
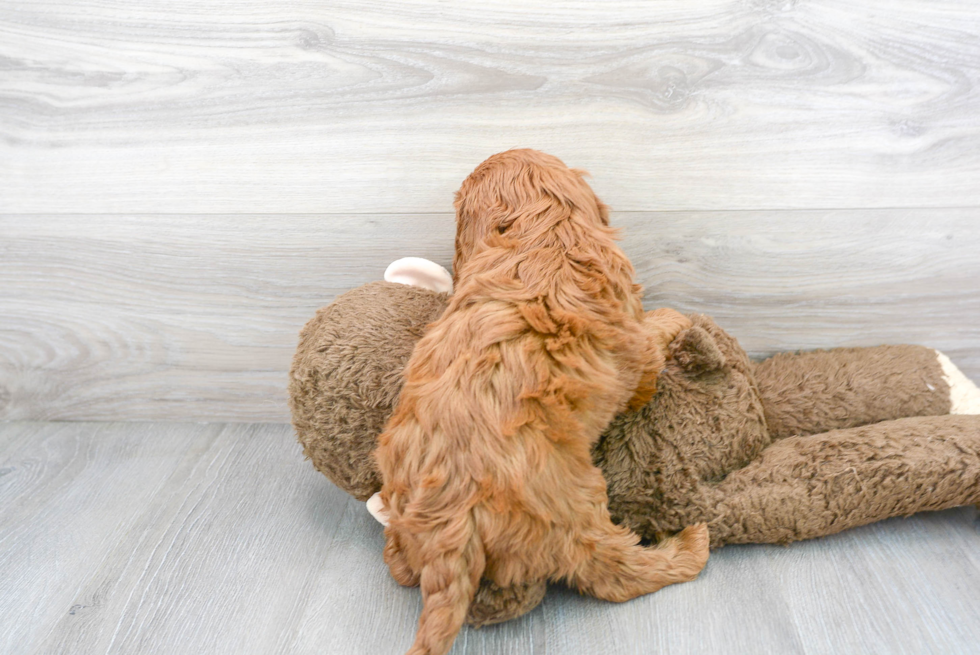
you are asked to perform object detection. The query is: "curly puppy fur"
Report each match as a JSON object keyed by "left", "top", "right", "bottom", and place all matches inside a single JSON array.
[{"left": 374, "top": 150, "right": 709, "bottom": 655}]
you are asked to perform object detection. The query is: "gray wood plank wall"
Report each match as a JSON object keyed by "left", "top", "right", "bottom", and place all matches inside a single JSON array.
[{"left": 2, "top": 1, "right": 979, "bottom": 421}]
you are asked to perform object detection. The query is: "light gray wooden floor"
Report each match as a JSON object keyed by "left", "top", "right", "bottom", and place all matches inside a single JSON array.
[{"left": 2, "top": 421, "right": 979, "bottom": 655}]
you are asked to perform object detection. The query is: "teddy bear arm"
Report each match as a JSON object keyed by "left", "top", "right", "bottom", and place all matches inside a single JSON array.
[
  {"left": 707, "top": 415, "right": 980, "bottom": 546},
  {"left": 753, "top": 345, "right": 952, "bottom": 440}
]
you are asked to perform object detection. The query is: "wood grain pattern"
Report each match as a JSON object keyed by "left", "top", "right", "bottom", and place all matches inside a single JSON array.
[
  {"left": 772, "top": 516, "right": 980, "bottom": 654},
  {"left": 0, "top": 422, "right": 223, "bottom": 654},
  {"left": 2, "top": 0, "right": 979, "bottom": 213},
  {"left": 2, "top": 211, "right": 978, "bottom": 422},
  {"left": 0, "top": 213, "right": 455, "bottom": 421},
  {"left": 1, "top": 421, "right": 979, "bottom": 654},
  {"left": 634, "top": 210, "right": 980, "bottom": 378},
  {"left": 27, "top": 424, "right": 350, "bottom": 655}
]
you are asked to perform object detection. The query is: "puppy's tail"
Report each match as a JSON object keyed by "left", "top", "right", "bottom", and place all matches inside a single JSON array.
[{"left": 406, "top": 513, "right": 485, "bottom": 655}]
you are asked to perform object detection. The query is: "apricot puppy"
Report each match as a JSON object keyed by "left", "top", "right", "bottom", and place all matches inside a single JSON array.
[{"left": 375, "top": 149, "right": 709, "bottom": 655}]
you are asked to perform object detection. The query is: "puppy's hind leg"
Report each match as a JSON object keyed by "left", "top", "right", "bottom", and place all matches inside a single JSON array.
[
  {"left": 568, "top": 519, "right": 709, "bottom": 603},
  {"left": 384, "top": 529, "right": 421, "bottom": 587}
]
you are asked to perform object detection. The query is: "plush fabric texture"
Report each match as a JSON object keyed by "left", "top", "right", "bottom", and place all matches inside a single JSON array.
[
  {"left": 596, "top": 315, "right": 772, "bottom": 542},
  {"left": 709, "top": 414, "right": 980, "bottom": 544},
  {"left": 755, "top": 345, "right": 951, "bottom": 439},
  {"left": 289, "top": 285, "right": 980, "bottom": 625},
  {"left": 467, "top": 579, "right": 548, "bottom": 629},
  {"left": 289, "top": 281, "right": 448, "bottom": 501}
]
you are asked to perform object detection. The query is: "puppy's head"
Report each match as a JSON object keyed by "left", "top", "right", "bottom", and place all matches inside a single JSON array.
[{"left": 452, "top": 149, "right": 609, "bottom": 282}]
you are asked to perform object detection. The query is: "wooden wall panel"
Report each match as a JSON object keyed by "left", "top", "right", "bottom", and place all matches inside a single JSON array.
[
  {"left": 2, "top": 0, "right": 979, "bottom": 213},
  {"left": 2, "top": 211, "right": 977, "bottom": 421}
]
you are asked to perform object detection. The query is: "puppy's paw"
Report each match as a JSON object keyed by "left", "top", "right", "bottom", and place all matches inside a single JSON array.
[
  {"left": 675, "top": 523, "right": 710, "bottom": 572},
  {"left": 644, "top": 308, "right": 694, "bottom": 353},
  {"left": 627, "top": 309, "right": 695, "bottom": 410}
]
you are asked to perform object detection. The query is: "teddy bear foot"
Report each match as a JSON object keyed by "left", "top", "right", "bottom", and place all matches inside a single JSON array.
[
  {"left": 936, "top": 351, "right": 980, "bottom": 414},
  {"left": 466, "top": 579, "right": 548, "bottom": 628},
  {"left": 367, "top": 491, "right": 390, "bottom": 526}
]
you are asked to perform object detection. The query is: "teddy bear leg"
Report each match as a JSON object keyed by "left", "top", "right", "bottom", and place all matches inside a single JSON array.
[
  {"left": 707, "top": 415, "right": 980, "bottom": 546},
  {"left": 754, "top": 345, "right": 959, "bottom": 439},
  {"left": 465, "top": 579, "right": 547, "bottom": 627}
]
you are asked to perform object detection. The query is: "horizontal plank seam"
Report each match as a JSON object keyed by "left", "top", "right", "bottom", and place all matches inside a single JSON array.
[{"left": 3, "top": 205, "right": 980, "bottom": 218}]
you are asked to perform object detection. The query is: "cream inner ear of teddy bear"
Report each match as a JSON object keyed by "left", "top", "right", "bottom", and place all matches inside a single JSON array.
[
  {"left": 384, "top": 257, "right": 453, "bottom": 293},
  {"left": 936, "top": 351, "right": 980, "bottom": 414},
  {"left": 367, "top": 492, "right": 390, "bottom": 527}
]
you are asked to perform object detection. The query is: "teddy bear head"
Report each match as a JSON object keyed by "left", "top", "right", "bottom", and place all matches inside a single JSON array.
[{"left": 289, "top": 280, "right": 450, "bottom": 501}]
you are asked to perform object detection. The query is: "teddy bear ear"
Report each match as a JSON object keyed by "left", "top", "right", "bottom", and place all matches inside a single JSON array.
[
  {"left": 384, "top": 257, "right": 453, "bottom": 293},
  {"left": 669, "top": 325, "right": 727, "bottom": 375}
]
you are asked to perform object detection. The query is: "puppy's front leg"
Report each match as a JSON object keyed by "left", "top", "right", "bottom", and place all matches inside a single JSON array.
[{"left": 627, "top": 308, "right": 693, "bottom": 410}]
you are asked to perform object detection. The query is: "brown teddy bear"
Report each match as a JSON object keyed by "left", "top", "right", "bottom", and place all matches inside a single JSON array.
[{"left": 289, "top": 257, "right": 980, "bottom": 627}]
